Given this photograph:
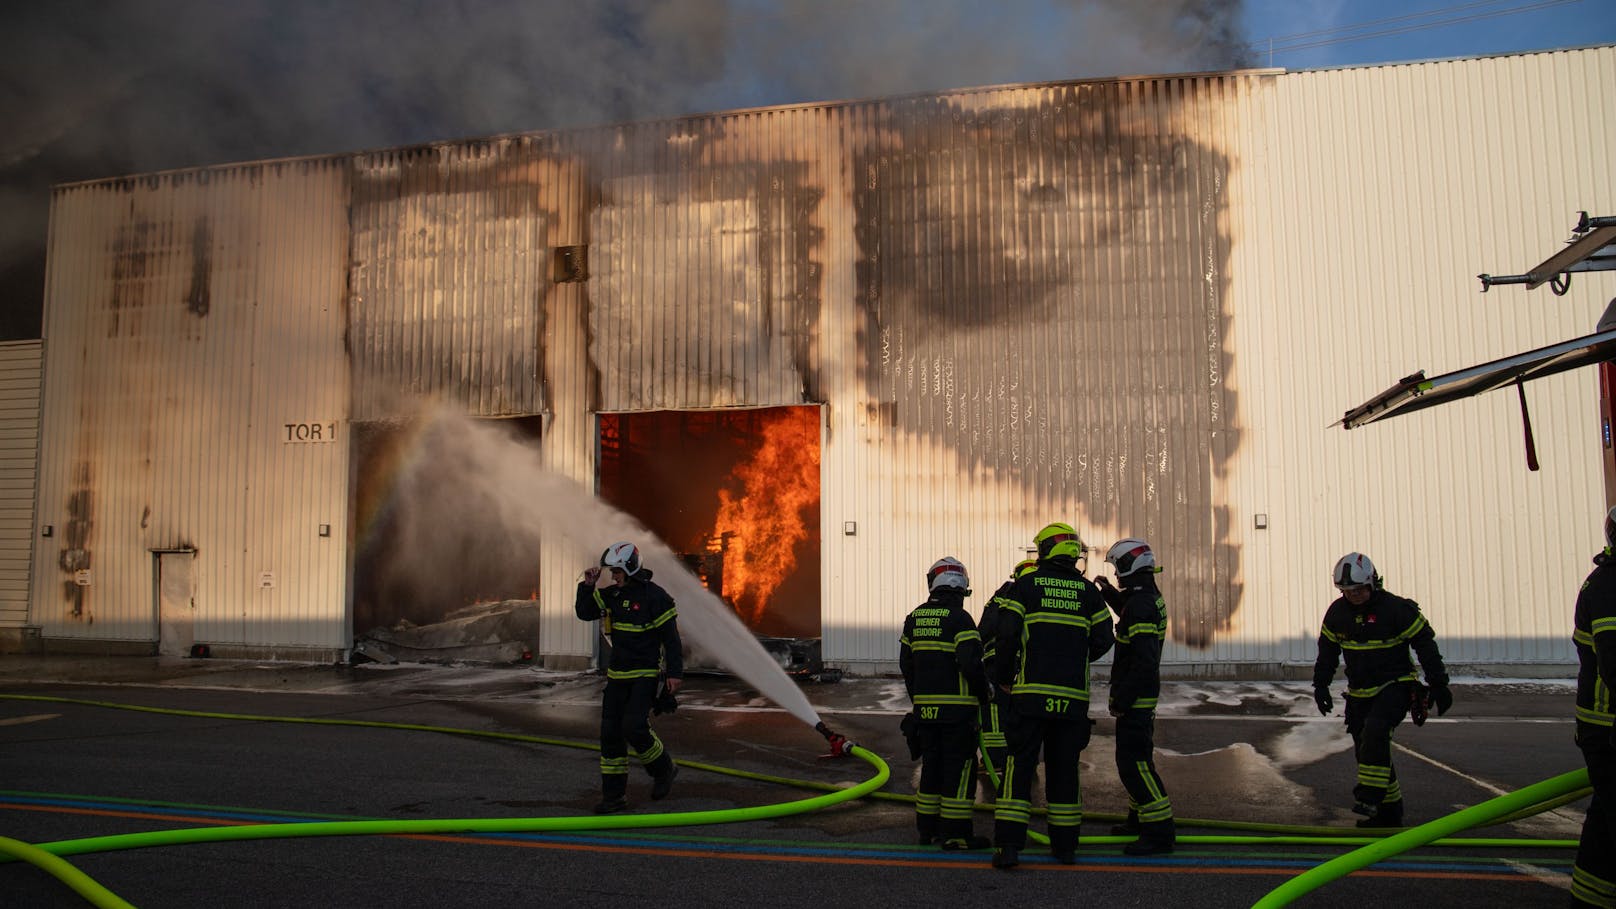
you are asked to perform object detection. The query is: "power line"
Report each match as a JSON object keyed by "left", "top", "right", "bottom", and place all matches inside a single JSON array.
[
  {"left": 1249, "top": 0, "right": 1583, "bottom": 63},
  {"left": 1253, "top": 0, "right": 1540, "bottom": 43}
]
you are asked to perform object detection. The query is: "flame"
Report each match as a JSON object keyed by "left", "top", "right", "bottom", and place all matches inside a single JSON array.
[{"left": 714, "top": 409, "right": 820, "bottom": 624}]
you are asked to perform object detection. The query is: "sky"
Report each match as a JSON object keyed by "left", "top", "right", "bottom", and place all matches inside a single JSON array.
[{"left": 1, "top": 0, "right": 1611, "bottom": 340}]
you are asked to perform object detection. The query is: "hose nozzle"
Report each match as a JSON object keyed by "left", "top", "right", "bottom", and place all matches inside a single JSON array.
[{"left": 814, "top": 721, "right": 855, "bottom": 758}]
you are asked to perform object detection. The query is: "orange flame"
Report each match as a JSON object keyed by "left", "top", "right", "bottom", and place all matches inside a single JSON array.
[{"left": 714, "top": 410, "right": 820, "bottom": 624}]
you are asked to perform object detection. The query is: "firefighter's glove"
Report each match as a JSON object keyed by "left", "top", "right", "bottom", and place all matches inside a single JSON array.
[
  {"left": 1430, "top": 684, "right": 1453, "bottom": 717},
  {"left": 1313, "top": 686, "right": 1333, "bottom": 716},
  {"left": 899, "top": 711, "right": 922, "bottom": 761},
  {"left": 1409, "top": 683, "right": 1430, "bottom": 726},
  {"left": 581, "top": 566, "right": 601, "bottom": 585},
  {"left": 652, "top": 678, "right": 679, "bottom": 716},
  {"left": 1093, "top": 574, "right": 1119, "bottom": 606}
]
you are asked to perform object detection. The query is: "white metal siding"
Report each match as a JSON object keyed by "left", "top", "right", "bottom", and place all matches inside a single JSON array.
[
  {"left": 34, "top": 162, "right": 350, "bottom": 651},
  {"left": 32, "top": 46, "right": 1615, "bottom": 672},
  {"left": 0, "top": 340, "right": 41, "bottom": 626},
  {"left": 349, "top": 141, "right": 551, "bottom": 420},
  {"left": 587, "top": 113, "right": 821, "bottom": 411},
  {"left": 819, "top": 77, "right": 1252, "bottom": 666},
  {"left": 1209, "top": 48, "right": 1616, "bottom": 671}
]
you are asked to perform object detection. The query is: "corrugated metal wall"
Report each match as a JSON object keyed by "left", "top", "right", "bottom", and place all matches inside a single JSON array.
[
  {"left": 820, "top": 77, "right": 1250, "bottom": 666},
  {"left": 0, "top": 340, "right": 41, "bottom": 627},
  {"left": 349, "top": 139, "right": 552, "bottom": 420},
  {"left": 586, "top": 112, "right": 824, "bottom": 411},
  {"left": 29, "top": 46, "right": 1615, "bottom": 670},
  {"left": 1209, "top": 47, "right": 1616, "bottom": 669},
  {"left": 34, "top": 161, "right": 350, "bottom": 652}
]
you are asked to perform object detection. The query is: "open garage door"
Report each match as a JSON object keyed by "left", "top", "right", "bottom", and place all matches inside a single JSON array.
[{"left": 598, "top": 406, "right": 822, "bottom": 647}]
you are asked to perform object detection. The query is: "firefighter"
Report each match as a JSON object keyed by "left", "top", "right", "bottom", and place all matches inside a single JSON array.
[
  {"left": 900, "top": 557, "right": 993, "bottom": 850},
  {"left": 990, "top": 523, "right": 1115, "bottom": 869},
  {"left": 1312, "top": 552, "right": 1452, "bottom": 828},
  {"left": 977, "top": 557, "right": 1039, "bottom": 799},
  {"left": 574, "top": 541, "right": 682, "bottom": 814},
  {"left": 1095, "top": 537, "right": 1176, "bottom": 855},
  {"left": 1572, "top": 506, "right": 1616, "bottom": 907}
]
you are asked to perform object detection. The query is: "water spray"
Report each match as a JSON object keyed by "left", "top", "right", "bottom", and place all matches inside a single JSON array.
[{"left": 398, "top": 406, "right": 826, "bottom": 729}]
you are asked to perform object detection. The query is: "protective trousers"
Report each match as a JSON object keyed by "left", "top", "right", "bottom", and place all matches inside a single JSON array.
[
  {"left": 1114, "top": 708, "right": 1173, "bottom": 830},
  {"left": 994, "top": 710, "right": 1092, "bottom": 855},
  {"left": 1575, "top": 723, "right": 1616, "bottom": 907},
  {"left": 978, "top": 698, "right": 1008, "bottom": 800},
  {"left": 1343, "top": 684, "right": 1407, "bottom": 820},
  {"left": 599, "top": 677, "right": 672, "bottom": 798},
  {"left": 914, "top": 720, "right": 983, "bottom": 844}
]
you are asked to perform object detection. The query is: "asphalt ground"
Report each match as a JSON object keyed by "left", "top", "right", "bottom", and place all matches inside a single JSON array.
[{"left": 0, "top": 656, "right": 1589, "bottom": 907}]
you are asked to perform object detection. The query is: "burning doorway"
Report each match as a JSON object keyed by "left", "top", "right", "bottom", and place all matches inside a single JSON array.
[{"left": 598, "top": 406, "right": 822, "bottom": 640}]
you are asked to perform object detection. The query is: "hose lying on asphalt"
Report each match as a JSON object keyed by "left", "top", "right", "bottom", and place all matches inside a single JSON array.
[
  {"left": 1252, "top": 766, "right": 1591, "bottom": 907},
  {"left": 0, "top": 835, "right": 135, "bottom": 909},
  {"left": 0, "top": 692, "right": 887, "bottom": 907},
  {"left": 0, "top": 693, "right": 1585, "bottom": 909}
]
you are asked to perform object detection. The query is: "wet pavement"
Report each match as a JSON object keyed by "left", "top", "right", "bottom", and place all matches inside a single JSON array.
[{"left": 0, "top": 653, "right": 1590, "bottom": 907}]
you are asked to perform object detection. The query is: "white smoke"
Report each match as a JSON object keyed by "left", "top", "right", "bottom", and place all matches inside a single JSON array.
[{"left": 383, "top": 401, "right": 823, "bottom": 727}]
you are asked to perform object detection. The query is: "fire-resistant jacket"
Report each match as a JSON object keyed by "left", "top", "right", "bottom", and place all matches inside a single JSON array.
[
  {"left": 994, "top": 558, "right": 1115, "bottom": 716},
  {"left": 1574, "top": 551, "right": 1616, "bottom": 727},
  {"left": 575, "top": 570, "right": 684, "bottom": 682},
  {"left": 1106, "top": 575, "right": 1167, "bottom": 712},
  {"left": 1312, "top": 588, "right": 1447, "bottom": 698},
  {"left": 900, "top": 590, "right": 989, "bottom": 724},
  {"left": 979, "top": 579, "right": 1016, "bottom": 682}
]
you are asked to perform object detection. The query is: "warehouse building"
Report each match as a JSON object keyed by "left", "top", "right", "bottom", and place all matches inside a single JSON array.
[{"left": 4, "top": 45, "right": 1613, "bottom": 675}]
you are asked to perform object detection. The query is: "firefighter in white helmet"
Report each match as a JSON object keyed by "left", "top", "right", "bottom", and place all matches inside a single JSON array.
[
  {"left": 1571, "top": 506, "right": 1616, "bottom": 906},
  {"left": 1095, "top": 537, "right": 1175, "bottom": 855},
  {"left": 900, "top": 556, "right": 992, "bottom": 850},
  {"left": 1313, "top": 552, "right": 1451, "bottom": 828},
  {"left": 575, "top": 541, "right": 682, "bottom": 814}
]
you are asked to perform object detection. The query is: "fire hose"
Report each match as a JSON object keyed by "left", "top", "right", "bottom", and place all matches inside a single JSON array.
[{"left": 0, "top": 693, "right": 1586, "bottom": 909}]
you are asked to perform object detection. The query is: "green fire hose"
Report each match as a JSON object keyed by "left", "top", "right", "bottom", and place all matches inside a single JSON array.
[
  {"left": 1251, "top": 766, "right": 1590, "bottom": 908},
  {"left": 0, "top": 693, "right": 1586, "bottom": 909}
]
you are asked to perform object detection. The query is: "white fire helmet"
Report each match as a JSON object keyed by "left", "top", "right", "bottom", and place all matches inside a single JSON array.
[
  {"left": 601, "top": 541, "right": 643, "bottom": 577},
  {"left": 1332, "top": 552, "right": 1379, "bottom": 591},
  {"left": 927, "top": 557, "right": 970, "bottom": 593},
  {"left": 1105, "top": 538, "right": 1157, "bottom": 578}
]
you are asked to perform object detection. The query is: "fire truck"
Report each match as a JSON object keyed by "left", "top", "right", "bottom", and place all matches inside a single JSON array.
[{"left": 1341, "top": 211, "right": 1616, "bottom": 500}]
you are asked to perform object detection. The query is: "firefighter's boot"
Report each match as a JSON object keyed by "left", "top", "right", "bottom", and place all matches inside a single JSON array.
[
  {"left": 594, "top": 774, "right": 628, "bottom": 814},
  {"left": 1123, "top": 818, "right": 1176, "bottom": 856},
  {"left": 1355, "top": 803, "right": 1403, "bottom": 829},
  {"left": 650, "top": 756, "right": 678, "bottom": 801},
  {"left": 1110, "top": 809, "right": 1141, "bottom": 836}
]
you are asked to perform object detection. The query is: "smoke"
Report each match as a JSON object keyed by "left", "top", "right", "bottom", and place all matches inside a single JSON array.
[
  {"left": 372, "top": 399, "right": 823, "bottom": 726},
  {"left": 0, "top": 0, "right": 1246, "bottom": 337}
]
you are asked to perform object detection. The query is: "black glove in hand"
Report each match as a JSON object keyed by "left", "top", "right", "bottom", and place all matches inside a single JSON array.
[
  {"left": 1431, "top": 684, "right": 1453, "bottom": 716},
  {"left": 1094, "top": 574, "right": 1118, "bottom": 603},
  {"left": 1313, "top": 686, "right": 1333, "bottom": 716}
]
